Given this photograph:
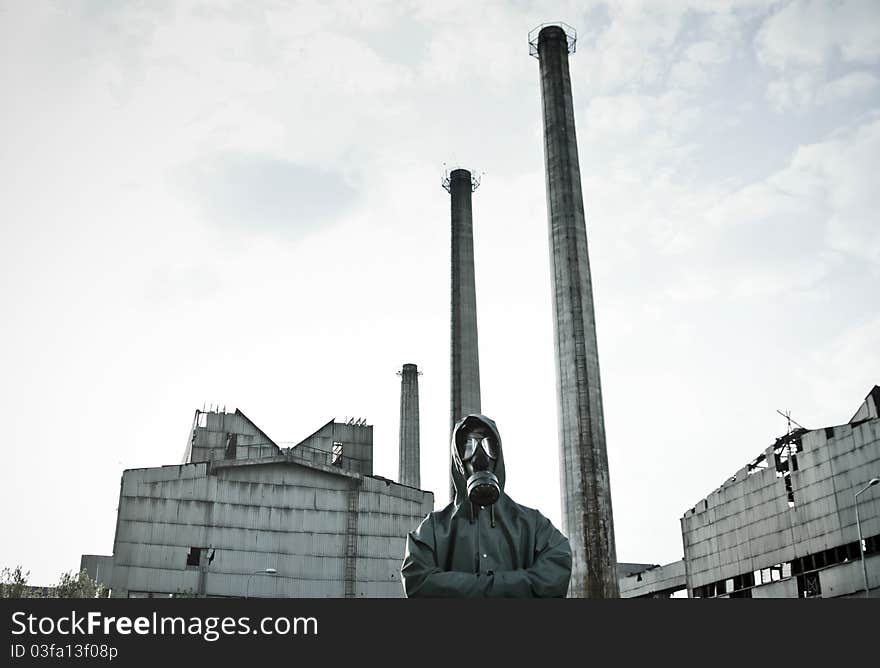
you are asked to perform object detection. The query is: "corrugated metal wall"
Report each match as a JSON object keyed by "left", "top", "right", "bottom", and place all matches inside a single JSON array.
[
  {"left": 110, "top": 460, "right": 432, "bottom": 598},
  {"left": 681, "top": 418, "right": 880, "bottom": 595}
]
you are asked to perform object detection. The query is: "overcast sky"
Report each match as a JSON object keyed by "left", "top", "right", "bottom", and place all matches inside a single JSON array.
[{"left": 2, "top": 0, "right": 879, "bottom": 585}]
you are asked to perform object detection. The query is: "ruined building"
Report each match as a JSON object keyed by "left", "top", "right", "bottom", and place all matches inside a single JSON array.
[
  {"left": 619, "top": 386, "right": 880, "bottom": 598},
  {"left": 83, "top": 408, "right": 432, "bottom": 597}
]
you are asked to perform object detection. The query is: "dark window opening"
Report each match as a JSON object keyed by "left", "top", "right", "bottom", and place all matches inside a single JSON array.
[
  {"left": 797, "top": 572, "right": 821, "bottom": 598},
  {"left": 734, "top": 572, "right": 756, "bottom": 590},
  {"left": 224, "top": 432, "right": 238, "bottom": 459},
  {"left": 689, "top": 534, "right": 880, "bottom": 598},
  {"left": 772, "top": 434, "right": 800, "bottom": 507},
  {"left": 186, "top": 547, "right": 203, "bottom": 567},
  {"left": 783, "top": 474, "right": 795, "bottom": 507},
  {"left": 331, "top": 442, "right": 343, "bottom": 467},
  {"left": 790, "top": 535, "right": 880, "bottom": 578}
]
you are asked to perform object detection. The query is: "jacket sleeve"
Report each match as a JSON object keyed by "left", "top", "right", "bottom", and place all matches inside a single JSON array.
[
  {"left": 401, "top": 515, "right": 494, "bottom": 598},
  {"left": 489, "top": 513, "right": 572, "bottom": 598}
]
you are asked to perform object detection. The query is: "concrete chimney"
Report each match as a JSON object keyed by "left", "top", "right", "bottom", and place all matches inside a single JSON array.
[
  {"left": 398, "top": 363, "right": 420, "bottom": 488},
  {"left": 444, "top": 168, "right": 482, "bottom": 501},
  {"left": 531, "top": 23, "right": 620, "bottom": 598}
]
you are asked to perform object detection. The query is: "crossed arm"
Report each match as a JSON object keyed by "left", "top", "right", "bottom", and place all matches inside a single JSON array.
[{"left": 401, "top": 514, "right": 572, "bottom": 598}]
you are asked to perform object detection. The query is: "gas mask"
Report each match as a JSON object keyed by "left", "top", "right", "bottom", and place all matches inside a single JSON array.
[{"left": 459, "top": 430, "right": 500, "bottom": 506}]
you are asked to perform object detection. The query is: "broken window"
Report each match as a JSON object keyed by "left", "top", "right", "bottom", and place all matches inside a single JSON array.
[
  {"left": 331, "top": 442, "right": 343, "bottom": 467},
  {"left": 186, "top": 547, "right": 202, "bottom": 567},
  {"left": 772, "top": 433, "right": 802, "bottom": 508}
]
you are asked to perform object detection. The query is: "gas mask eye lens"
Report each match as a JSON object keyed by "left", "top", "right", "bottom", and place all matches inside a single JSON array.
[{"left": 461, "top": 436, "right": 497, "bottom": 461}]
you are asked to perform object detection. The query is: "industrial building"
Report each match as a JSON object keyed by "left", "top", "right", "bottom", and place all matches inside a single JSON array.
[
  {"left": 85, "top": 406, "right": 432, "bottom": 598},
  {"left": 619, "top": 386, "right": 880, "bottom": 598}
]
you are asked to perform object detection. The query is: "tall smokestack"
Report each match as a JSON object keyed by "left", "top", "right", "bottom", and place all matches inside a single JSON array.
[
  {"left": 530, "top": 23, "right": 620, "bottom": 598},
  {"left": 444, "top": 168, "right": 482, "bottom": 501},
  {"left": 398, "top": 363, "right": 420, "bottom": 488}
]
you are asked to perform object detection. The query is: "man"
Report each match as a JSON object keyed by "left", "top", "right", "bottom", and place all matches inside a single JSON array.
[{"left": 401, "top": 414, "right": 572, "bottom": 597}]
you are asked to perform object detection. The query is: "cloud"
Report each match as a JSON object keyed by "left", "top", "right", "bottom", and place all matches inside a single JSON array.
[
  {"left": 816, "top": 71, "right": 880, "bottom": 105},
  {"left": 765, "top": 71, "right": 823, "bottom": 111},
  {"left": 766, "top": 69, "right": 879, "bottom": 111},
  {"left": 756, "top": 0, "right": 880, "bottom": 69},
  {"left": 798, "top": 115, "right": 880, "bottom": 262},
  {"left": 796, "top": 313, "right": 880, "bottom": 422},
  {"left": 587, "top": 4, "right": 685, "bottom": 91},
  {"left": 756, "top": 0, "right": 880, "bottom": 111},
  {"left": 669, "top": 39, "right": 732, "bottom": 88},
  {"left": 179, "top": 153, "right": 358, "bottom": 240},
  {"left": 689, "top": 113, "right": 880, "bottom": 297}
]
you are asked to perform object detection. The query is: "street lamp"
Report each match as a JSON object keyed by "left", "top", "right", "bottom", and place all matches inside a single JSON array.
[
  {"left": 246, "top": 568, "right": 278, "bottom": 599},
  {"left": 855, "top": 477, "right": 880, "bottom": 598}
]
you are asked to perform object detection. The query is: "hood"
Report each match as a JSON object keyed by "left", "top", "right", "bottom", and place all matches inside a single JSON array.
[{"left": 450, "top": 414, "right": 506, "bottom": 506}]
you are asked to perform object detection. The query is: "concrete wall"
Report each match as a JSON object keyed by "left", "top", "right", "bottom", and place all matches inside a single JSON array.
[
  {"left": 750, "top": 578, "right": 798, "bottom": 598},
  {"left": 184, "top": 410, "right": 374, "bottom": 477},
  {"left": 818, "top": 554, "right": 880, "bottom": 598},
  {"left": 109, "top": 459, "right": 432, "bottom": 598},
  {"left": 619, "top": 560, "right": 686, "bottom": 598},
  {"left": 293, "top": 420, "right": 373, "bottom": 476},
  {"left": 681, "top": 415, "right": 880, "bottom": 597},
  {"left": 80, "top": 554, "right": 114, "bottom": 588},
  {"left": 185, "top": 409, "right": 282, "bottom": 464}
]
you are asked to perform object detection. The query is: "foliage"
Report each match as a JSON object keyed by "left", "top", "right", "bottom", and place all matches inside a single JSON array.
[
  {"left": 173, "top": 587, "right": 199, "bottom": 598},
  {"left": 3, "top": 565, "right": 108, "bottom": 598},
  {"left": 54, "top": 568, "right": 107, "bottom": 598},
  {"left": 0, "top": 565, "right": 31, "bottom": 598}
]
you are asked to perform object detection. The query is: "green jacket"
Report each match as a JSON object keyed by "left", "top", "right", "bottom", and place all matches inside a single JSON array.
[{"left": 401, "top": 414, "right": 572, "bottom": 597}]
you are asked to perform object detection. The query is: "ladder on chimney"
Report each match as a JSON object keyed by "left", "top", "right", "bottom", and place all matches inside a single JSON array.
[{"left": 343, "top": 478, "right": 361, "bottom": 598}]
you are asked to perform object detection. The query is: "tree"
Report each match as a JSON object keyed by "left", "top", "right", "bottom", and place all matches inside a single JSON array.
[
  {"left": 54, "top": 569, "right": 107, "bottom": 599},
  {"left": 173, "top": 587, "right": 198, "bottom": 598},
  {"left": 0, "top": 565, "right": 30, "bottom": 598}
]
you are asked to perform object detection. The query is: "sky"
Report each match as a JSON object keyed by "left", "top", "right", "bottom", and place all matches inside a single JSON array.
[{"left": 1, "top": 0, "right": 878, "bottom": 586}]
